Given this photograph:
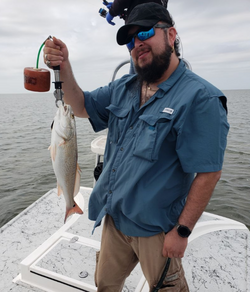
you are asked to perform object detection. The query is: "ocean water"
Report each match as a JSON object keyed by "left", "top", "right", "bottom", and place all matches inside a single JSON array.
[{"left": 0, "top": 90, "right": 249, "bottom": 229}]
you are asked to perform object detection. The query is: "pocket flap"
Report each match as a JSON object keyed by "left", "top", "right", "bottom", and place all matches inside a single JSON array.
[
  {"left": 139, "top": 112, "right": 174, "bottom": 126},
  {"left": 106, "top": 104, "right": 130, "bottom": 118}
]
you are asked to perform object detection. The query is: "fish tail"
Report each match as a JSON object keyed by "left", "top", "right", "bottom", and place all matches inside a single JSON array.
[{"left": 64, "top": 202, "right": 83, "bottom": 223}]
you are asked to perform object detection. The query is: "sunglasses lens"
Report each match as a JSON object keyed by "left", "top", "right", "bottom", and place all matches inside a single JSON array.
[
  {"left": 137, "top": 27, "right": 155, "bottom": 41},
  {"left": 126, "top": 38, "right": 135, "bottom": 51},
  {"left": 126, "top": 27, "right": 155, "bottom": 51}
]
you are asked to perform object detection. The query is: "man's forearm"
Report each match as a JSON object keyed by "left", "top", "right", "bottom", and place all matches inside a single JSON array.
[
  {"left": 178, "top": 171, "right": 222, "bottom": 230},
  {"left": 60, "top": 60, "right": 89, "bottom": 118},
  {"left": 162, "top": 171, "right": 221, "bottom": 258}
]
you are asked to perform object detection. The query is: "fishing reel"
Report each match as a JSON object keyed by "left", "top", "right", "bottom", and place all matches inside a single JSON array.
[
  {"left": 98, "top": 8, "right": 126, "bottom": 20},
  {"left": 99, "top": 0, "right": 108, "bottom": 18},
  {"left": 98, "top": 0, "right": 126, "bottom": 20},
  {"left": 99, "top": 7, "right": 107, "bottom": 18}
]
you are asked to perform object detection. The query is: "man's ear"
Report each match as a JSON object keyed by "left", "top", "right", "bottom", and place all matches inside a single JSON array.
[{"left": 168, "top": 27, "right": 177, "bottom": 47}]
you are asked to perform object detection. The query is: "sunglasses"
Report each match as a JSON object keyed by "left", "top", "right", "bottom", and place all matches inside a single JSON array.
[{"left": 126, "top": 24, "right": 171, "bottom": 52}]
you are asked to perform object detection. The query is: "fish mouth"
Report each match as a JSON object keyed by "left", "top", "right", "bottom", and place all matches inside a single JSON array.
[
  {"left": 63, "top": 105, "right": 69, "bottom": 114},
  {"left": 60, "top": 104, "right": 72, "bottom": 116},
  {"left": 63, "top": 105, "right": 69, "bottom": 116}
]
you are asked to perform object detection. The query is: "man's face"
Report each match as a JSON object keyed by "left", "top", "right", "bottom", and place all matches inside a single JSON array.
[{"left": 129, "top": 24, "right": 173, "bottom": 83}]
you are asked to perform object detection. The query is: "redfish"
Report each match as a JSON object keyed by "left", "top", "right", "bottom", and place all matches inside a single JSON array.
[{"left": 49, "top": 103, "right": 83, "bottom": 222}]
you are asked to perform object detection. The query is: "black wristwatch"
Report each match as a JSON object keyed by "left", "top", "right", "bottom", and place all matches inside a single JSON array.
[{"left": 175, "top": 223, "right": 192, "bottom": 238}]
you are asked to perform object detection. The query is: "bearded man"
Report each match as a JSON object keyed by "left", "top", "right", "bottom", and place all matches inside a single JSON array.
[{"left": 44, "top": 3, "right": 229, "bottom": 291}]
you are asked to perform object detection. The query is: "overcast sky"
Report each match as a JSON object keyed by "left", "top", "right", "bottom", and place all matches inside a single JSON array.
[{"left": 0, "top": 0, "right": 249, "bottom": 94}]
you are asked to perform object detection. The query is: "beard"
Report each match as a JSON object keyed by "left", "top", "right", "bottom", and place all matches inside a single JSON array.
[{"left": 135, "top": 40, "right": 172, "bottom": 84}]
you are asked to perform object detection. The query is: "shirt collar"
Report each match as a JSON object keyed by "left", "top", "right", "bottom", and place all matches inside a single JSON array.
[
  {"left": 124, "top": 74, "right": 138, "bottom": 88},
  {"left": 157, "top": 59, "right": 186, "bottom": 94},
  {"left": 124, "top": 59, "right": 187, "bottom": 96}
]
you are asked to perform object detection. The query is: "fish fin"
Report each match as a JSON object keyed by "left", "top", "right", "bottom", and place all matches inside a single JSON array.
[
  {"left": 57, "top": 184, "right": 63, "bottom": 196},
  {"left": 50, "top": 144, "right": 57, "bottom": 161},
  {"left": 73, "top": 163, "right": 81, "bottom": 197},
  {"left": 59, "top": 139, "right": 66, "bottom": 146},
  {"left": 64, "top": 202, "right": 83, "bottom": 223}
]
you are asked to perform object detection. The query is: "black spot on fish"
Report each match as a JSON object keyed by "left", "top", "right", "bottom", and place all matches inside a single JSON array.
[{"left": 51, "top": 120, "right": 54, "bottom": 130}]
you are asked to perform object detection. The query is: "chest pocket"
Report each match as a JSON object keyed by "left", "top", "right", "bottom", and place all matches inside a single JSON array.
[
  {"left": 106, "top": 104, "right": 130, "bottom": 144},
  {"left": 133, "top": 112, "right": 175, "bottom": 162}
]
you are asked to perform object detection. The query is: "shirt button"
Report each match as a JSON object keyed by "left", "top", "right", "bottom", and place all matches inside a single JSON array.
[
  {"left": 112, "top": 169, "right": 116, "bottom": 172},
  {"left": 109, "top": 190, "right": 112, "bottom": 194},
  {"left": 120, "top": 147, "right": 124, "bottom": 151}
]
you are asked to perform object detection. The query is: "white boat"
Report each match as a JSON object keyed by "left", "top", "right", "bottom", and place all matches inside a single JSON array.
[
  {"left": 1, "top": 62, "right": 249, "bottom": 292},
  {"left": 0, "top": 135, "right": 249, "bottom": 292}
]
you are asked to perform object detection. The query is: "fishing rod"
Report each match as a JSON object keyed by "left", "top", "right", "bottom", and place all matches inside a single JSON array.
[{"left": 151, "top": 258, "right": 171, "bottom": 292}]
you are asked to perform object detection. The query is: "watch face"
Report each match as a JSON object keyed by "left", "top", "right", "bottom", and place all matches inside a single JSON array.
[{"left": 177, "top": 225, "right": 191, "bottom": 238}]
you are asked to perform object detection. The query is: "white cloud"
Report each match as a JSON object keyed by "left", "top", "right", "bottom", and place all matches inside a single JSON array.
[{"left": 0, "top": 0, "right": 249, "bottom": 93}]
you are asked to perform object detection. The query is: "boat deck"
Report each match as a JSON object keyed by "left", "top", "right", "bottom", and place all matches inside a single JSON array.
[{"left": 0, "top": 187, "right": 249, "bottom": 292}]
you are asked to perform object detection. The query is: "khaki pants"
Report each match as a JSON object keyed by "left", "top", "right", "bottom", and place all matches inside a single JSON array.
[{"left": 95, "top": 215, "right": 189, "bottom": 292}]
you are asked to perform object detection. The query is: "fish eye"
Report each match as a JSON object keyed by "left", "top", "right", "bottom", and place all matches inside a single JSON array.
[{"left": 71, "top": 114, "right": 74, "bottom": 119}]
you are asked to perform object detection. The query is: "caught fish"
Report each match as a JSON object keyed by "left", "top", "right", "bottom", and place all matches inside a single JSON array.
[{"left": 49, "top": 103, "right": 83, "bottom": 222}]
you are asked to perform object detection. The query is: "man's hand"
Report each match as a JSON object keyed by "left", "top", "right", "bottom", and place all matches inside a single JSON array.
[
  {"left": 162, "top": 227, "right": 188, "bottom": 258},
  {"left": 43, "top": 37, "right": 68, "bottom": 69}
]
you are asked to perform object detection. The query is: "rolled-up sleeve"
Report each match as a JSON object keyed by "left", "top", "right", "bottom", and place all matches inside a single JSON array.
[
  {"left": 84, "top": 86, "right": 111, "bottom": 132},
  {"left": 176, "top": 94, "right": 229, "bottom": 173}
]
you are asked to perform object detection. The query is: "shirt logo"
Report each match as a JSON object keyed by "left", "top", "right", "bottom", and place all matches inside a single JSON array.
[{"left": 162, "top": 107, "right": 174, "bottom": 114}]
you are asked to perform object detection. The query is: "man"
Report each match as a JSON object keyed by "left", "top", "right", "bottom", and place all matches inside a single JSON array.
[
  {"left": 102, "top": 0, "right": 170, "bottom": 73},
  {"left": 44, "top": 3, "right": 229, "bottom": 291}
]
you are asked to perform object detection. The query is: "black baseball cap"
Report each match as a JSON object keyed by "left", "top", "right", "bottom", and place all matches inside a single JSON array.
[{"left": 117, "top": 2, "right": 173, "bottom": 45}]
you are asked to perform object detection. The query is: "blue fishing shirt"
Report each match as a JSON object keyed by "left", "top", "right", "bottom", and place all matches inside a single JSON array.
[{"left": 84, "top": 60, "right": 229, "bottom": 237}]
